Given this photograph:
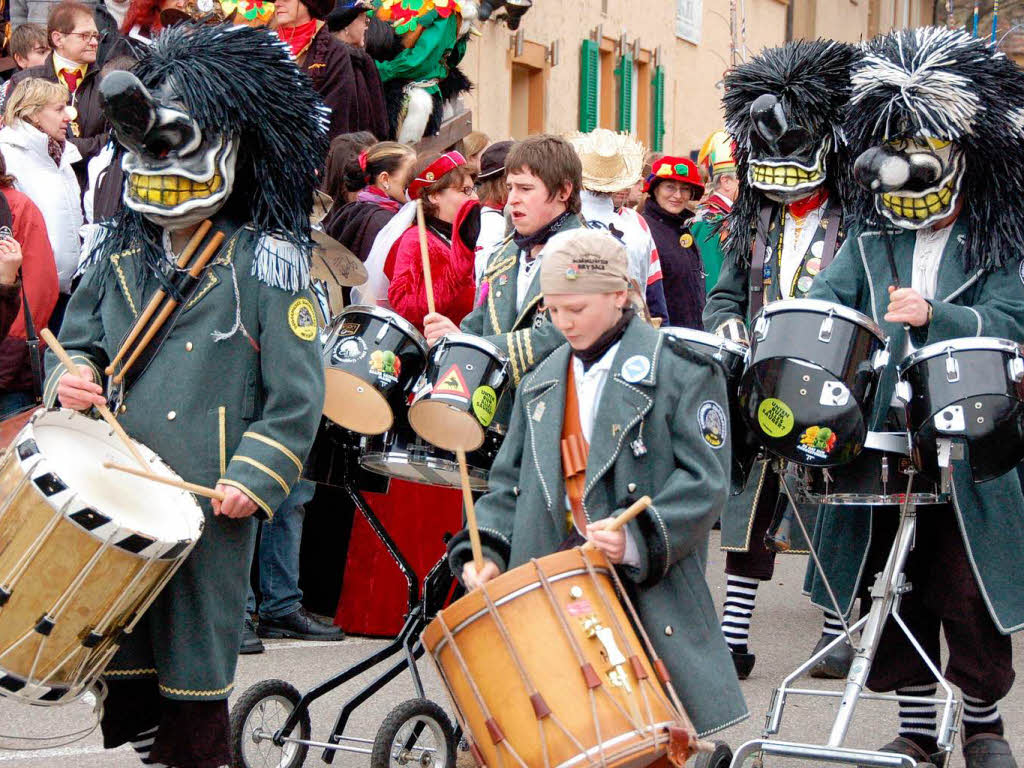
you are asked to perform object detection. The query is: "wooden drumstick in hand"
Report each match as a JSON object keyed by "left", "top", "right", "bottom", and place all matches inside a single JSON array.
[
  {"left": 417, "top": 199, "right": 436, "bottom": 316},
  {"left": 41, "top": 328, "right": 149, "bottom": 470},
  {"left": 103, "top": 461, "right": 225, "bottom": 501},
  {"left": 455, "top": 447, "right": 484, "bottom": 573},
  {"left": 581, "top": 495, "right": 652, "bottom": 551}
]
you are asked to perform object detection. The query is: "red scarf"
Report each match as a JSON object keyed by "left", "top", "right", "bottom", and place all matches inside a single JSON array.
[
  {"left": 277, "top": 19, "right": 319, "bottom": 59},
  {"left": 787, "top": 187, "right": 829, "bottom": 219}
]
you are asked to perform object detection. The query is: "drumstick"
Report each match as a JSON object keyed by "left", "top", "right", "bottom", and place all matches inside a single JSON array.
[
  {"left": 455, "top": 447, "right": 484, "bottom": 573},
  {"left": 114, "top": 231, "right": 225, "bottom": 385},
  {"left": 581, "top": 495, "right": 652, "bottom": 551},
  {"left": 40, "top": 328, "right": 149, "bottom": 470},
  {"left": 416, "top": 199, "right": 436, "bottom": 315},
  {"left": 105, "top": 220, "right": 212, "bottom": 376},
  {"left": 103, "top": 460, "right": 225, "bottom": 501}
]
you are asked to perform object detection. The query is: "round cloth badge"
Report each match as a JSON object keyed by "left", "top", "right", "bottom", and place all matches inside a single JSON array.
[
  {"left": 697, "top": 401, "right": 727, "bottom": 450},
  {"left": 797, "top": 275, "right": 814, "bottom": 294},
  {"left": 621, "top": 355, "right": 651, "bottom": 383},
  {"left": 288, "top": 298, "right": 318, "bottom": 341},
  {"left": 679, "top": 233, "right": 694, "bottom": 249},
  {"left": 806, "top": 258, "right": 822, "bottom": 276}
]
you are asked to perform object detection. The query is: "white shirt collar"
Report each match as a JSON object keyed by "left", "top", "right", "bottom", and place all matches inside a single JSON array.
[{"left": 52, "top": 51, "right": 85, "bottom": 74}]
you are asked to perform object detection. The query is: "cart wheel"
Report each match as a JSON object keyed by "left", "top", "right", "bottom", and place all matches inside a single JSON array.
[
  {"left": 693, "top": 740, "right": 733, "bottom": 768},
  {"left": 230, "top": 679, "right": 310, "bottom": 768},
  {"left": 371, "top": 698, "right": 456, "bottom": 768}
]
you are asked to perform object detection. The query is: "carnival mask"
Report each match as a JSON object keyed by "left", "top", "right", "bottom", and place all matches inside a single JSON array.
[
  {"left": 100, "top": 71, "right": 238, "bottom": 230},
  {"left": 745, "top": 93, "right": 829, "bottom": 202},
  {"left": 853, "top": 137, "right": 964, "bottom": 229}
]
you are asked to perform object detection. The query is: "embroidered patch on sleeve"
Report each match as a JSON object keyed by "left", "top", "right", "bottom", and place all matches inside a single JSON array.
[
  {"left": 288, "top": 298, "right": 318, "bottom": 341},
  {"left": 697, "top": 400, "right": 727, "bottom": 449}
]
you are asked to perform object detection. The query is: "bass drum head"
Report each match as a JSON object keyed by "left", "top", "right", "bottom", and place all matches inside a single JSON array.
[
  {"left": 742, "top": 358, "right": 867, "bottom": 467},
  {"left": 323, "top": 368, "right": 395, "bottom": 435},
  {"left": 408, "top": 400, "right": 485, "bottom": 453}
]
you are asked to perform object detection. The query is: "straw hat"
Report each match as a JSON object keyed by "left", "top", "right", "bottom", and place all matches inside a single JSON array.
[{"left": 567, "top": 129, "right": 647, "bottom": 193}]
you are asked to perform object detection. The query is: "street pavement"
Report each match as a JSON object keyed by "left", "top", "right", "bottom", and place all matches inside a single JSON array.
[{"left": 0, "top": 531, "right": 1019, "bottom": 767}]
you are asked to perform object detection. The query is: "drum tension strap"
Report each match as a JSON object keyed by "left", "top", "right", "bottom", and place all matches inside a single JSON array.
[{"left": 561, "top": 360, "right": 589, "bottom": 534}]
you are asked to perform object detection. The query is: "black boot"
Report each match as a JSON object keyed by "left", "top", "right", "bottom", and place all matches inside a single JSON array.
[
  {"left": 240, "top": 616, "right": 264, "bottom": 655},
  {"left": 257, "top": 606, "right": 346, "bottom": 641},
  {"left": 869, "top": 737, "right": 948, "bottom": 768},
  {"left": 964, "top": 734, "right": 1018, "bottom": 768},
  {"left": 731, "top": 650, "right": 755, "bottom": 680},
  {"left": 809, "top": 634, "right": 854, "bottom": 679}
]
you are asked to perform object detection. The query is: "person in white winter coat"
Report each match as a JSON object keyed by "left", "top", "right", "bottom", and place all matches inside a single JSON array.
[{"left": 0, "top": 77, "right": 83, "bottom": 327}]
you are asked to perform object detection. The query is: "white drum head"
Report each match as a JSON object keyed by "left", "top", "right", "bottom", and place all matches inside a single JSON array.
[
  {"left": 23, "top": 409, "right": 203, "bottom": 545},
  {"left": 408, "top": 401, "right": 484, "bottom": 453}
]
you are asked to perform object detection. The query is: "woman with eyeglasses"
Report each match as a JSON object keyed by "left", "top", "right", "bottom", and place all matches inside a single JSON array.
[{"left": 385, "top": 150, "right": 479, "bottom": 332}]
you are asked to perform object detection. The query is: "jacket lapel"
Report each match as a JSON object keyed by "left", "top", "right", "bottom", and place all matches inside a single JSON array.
[
  {"left": 935, "top": 218, "right": 974, "bottom": 302},
  {"left": 583, "top": 321, "right": 659, "bottom": 504},
  {"left": 522, "top": 346, "right": 570, "bottom": 527}
]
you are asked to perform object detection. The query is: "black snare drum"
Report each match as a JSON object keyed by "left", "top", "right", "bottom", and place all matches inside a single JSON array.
[
  {"left": 897, "top": 337, "right": 1024, "bottom": 483},
  {"left": 741, "top": 299, "right": 889, "bottom": 467},
  {"left": 800, "top": 432, "right": 946, "bottom": 506},
  {"left": 661, "top": 327, "right": 760, "bottom": 491},
  {"left": 409, "top": 334, "right": 510, "bottom": 453},
  {"left": 322, "top": 306, "right": 427, "bottom": 435}
]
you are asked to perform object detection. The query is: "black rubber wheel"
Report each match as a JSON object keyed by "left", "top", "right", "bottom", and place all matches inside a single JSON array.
[
  {"left": 371, "top": 698, "right": 456, "bottom": 768},
  {"left": 230, "top": 679, "right": 310, "bottom": 768},
  {"left": 693, "top": 740, "right": 734, "bottom": 768}
]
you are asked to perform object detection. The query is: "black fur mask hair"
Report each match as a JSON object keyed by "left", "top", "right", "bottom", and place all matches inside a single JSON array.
[
  {"left": 845, "top": 27, "right": 1024, "bottom": 270},
  {"left": 93, "top": 22, "right": 329, "bottom": 291},
  {"left": 721, "top": 39, "right": 860, "bottom": 266}
]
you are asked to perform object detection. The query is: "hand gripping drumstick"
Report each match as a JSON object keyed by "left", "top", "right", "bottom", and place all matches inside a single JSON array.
[
  {"left": 581, "top": 495, "right": 652, "bottom": 551},
  {"left": 105, "top": 220, "right": 213, "bottom": 377},
  {"left": 103, "top": 460, "right": 225, "bottom": 501},
  {"left": 455, "top": 447, "right": 484, "bottom": 573},
  {"left": 114, "top": 230, "right": 226, "bottom": 385},
  {"left": 416, "top": 199, "right": 436, "bottom": 315},
  {"left": 40, "top": 328, "right": 149, "bottom": 470}
]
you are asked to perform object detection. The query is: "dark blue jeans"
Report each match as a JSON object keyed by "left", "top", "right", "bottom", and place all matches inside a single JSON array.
[{"left": 246, "top": 480, "right": 316, "bottom": 619}]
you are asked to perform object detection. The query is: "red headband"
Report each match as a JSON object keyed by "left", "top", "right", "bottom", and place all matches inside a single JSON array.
[
  {"left": 407, "top": 151, "right": 467, "bottom": 201},
  {"left": 358, "top": 150, "right": 368, "bottom": 173}
]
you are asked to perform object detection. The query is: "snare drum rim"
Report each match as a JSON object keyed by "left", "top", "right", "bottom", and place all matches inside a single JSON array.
[
  {"left": 754, "top": 298, "right": 885, "bottom": 340},
  {"left": 336, "top": 305, "right": 428, "bottom": 354},
  {"left": 660, "top": 326, "right": 748, "bottom": 359},
  {"left": 431, "top": 332, "right": 509, "bottom": 365},
  {"left": 898, "top": 336, "right": 1023, "bottom": 375},
  {"left": 803, "top": 490, "right": 950, "bottom": 506}
]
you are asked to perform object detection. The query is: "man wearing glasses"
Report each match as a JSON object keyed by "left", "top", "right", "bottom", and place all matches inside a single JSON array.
[{"left": 10, "top": 1, "right": 105, "bottom": 191}]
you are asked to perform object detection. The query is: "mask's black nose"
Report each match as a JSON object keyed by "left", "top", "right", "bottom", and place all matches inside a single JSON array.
[
  {"left": 750, "top": 94, "right": 788, "bottom": 146},
  {"left": 99, "top": 71, "right": 156, "bottom": 153}
]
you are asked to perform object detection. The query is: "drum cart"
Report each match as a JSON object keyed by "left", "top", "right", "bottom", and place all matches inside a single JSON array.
[
  {"left": 230, "top": 437, "right": 463, "bottom": 768},
  {"left": 729, "top": 448, "right": 962, "bottom": 768}
]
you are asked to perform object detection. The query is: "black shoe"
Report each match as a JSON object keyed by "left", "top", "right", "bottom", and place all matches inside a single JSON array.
[
  {"left": 964, "top": 734, "right": 1017, "bottom": 768},
  {"left": 240, "top": 616, "right": 264, "bottom": 655},
  {"left": 870, "top": 736, "right": 948, "bottom": 768},
  {"left": 809, "top": 635, "right": 854, "bottom": 679},
  {"left": 731, "top": 650, "right": 755, "bottom": 680},
  {"left": 257, "top": 606, "right": 346, "bottom": 641}
]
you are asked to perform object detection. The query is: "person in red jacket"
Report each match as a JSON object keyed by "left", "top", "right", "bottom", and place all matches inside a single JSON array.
[
  {"left": 0, "top": 172, "right": 58, "bottom": 418},
  {"left": 387, "top": 150, "right": 477, "bottom": 331}
]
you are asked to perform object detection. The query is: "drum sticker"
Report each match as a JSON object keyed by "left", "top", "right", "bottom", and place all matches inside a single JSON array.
[
  {"left": 697, "top": 401, "right": 727, "bottom": 450},
  {"left": 331, "top": 336, "right": 366, "bottom": 364},
  {"left": 820, "top": 381, "right": 850, "bottom": 407},
  {"left": 472, "top": 386, "right": 497, "bottom": 426},
  {"left": 369, "top": 350, "right": 401, "bottom": 384},
  {"left": 757, "top": 398, "right": 794, "bottom": 438},
  {"left": 337, "top": 321, "right": 360, "bottom": 337},
  {"left": 288, "top": 298, "right": 318, "bottom": 341},
  {"left": 432, "top": 364, "right": 471, "bottom": 400},
  {"left": 796, "top": 426, "right": 838, "bottom": 461},
  {"left": 620, "top": 355, "right": 651, "bottom": 383}
]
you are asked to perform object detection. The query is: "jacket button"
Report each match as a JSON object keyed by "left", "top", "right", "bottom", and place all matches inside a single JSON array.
[
  {"left": 185, "top": 342, "right": 193, "bottom": 352},
  {"left": 513, "top": 486, "right": 520, "bottom": 496},
  {"left": 119, "top": 404, "right": 127, "bottom": 414},
  {"left": 627, "top": 483, "right": 637, "bottom": 493},
  {"left": 167, "top": 411, "right": 177, "bottom": 421},
  {"left": 665, "top": 626, "right": 673, "bottom": 636},
  {"left": 496, "top": 291, "right": 503, "bottom": 298}
]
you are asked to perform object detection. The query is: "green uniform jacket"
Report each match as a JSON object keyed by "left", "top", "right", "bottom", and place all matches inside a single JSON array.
[
  {"left": 43, "top": 226, "right": 325, "bottom": 699},
  {"left": 449, "top": 318, "right": 749, "bottom": 737},
  {"left": 804, "top": 221, "right": 1024, "bottom": 633},
  {"left": 691, "top": 218, "right": 725, "bottom": 295},
  {"left": 459, "top": 215, "right": 582, "bottom": 424}
]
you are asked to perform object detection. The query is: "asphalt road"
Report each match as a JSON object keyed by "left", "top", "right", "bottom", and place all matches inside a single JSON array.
[{"left": 0, "top": 532, "right": 1019, "bottom": 767}]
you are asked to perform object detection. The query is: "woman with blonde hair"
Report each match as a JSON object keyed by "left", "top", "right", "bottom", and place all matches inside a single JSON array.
[{"left": 0, "top": 78, "right": 82, "bottom": 329}]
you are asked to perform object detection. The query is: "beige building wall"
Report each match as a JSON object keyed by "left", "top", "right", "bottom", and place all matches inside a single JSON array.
[{"left": 459, "top": 0, "right": 932, "bottom": 158}]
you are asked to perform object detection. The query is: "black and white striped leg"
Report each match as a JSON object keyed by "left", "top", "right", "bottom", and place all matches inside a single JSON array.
[{"left": 722, "top": 575, "right": 759, "bottom": 654}]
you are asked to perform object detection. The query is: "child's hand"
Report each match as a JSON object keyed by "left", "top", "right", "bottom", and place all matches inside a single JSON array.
[
  {"left": 462, "top": 558, "right": 500, "bottom": 589},
  {"left": 585, "top": 519, "right": 626, "bottom": 563}
]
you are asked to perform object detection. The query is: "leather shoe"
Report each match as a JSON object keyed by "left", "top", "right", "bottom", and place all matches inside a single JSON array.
[
  {"left": 257, "top": 606, "right": 346, "bottom": 641},
  {"left": 731, "top": 650, "right": 755, "bottom": 680},
  {"left": 964, "top": 734, "right": 1017, "bottom": 768},
  {"left": 869, "top": 736, "right": 947, "bottom": 768},
  {"left": 809, "top": 634, "right": 854, "bottom": 679},
  {"left": 240, "top": 616, "right": 264, "bottom": 655}
]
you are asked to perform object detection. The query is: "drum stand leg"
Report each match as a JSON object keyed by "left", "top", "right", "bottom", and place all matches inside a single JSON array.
[{"left": 730, "top": 472, "right": 960, "bottom": 768}]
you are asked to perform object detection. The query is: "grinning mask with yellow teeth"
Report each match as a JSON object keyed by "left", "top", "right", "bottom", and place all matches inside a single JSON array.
[
  {"left": 853, "top": 136, "right": 964, "bottom": 230},
  {"left": 100, "top": 71, "right": 238, "bottom": 230}
]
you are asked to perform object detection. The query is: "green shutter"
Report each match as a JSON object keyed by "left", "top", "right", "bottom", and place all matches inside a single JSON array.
[
  {"left": 652, "top": 65, "right": 665, "bottom": 152},
  {"left": 615, "top": 52, "right": 634, "bottom": 133},
  {"left": 579, "top": 40, "right": 599, "bottom": 132}
]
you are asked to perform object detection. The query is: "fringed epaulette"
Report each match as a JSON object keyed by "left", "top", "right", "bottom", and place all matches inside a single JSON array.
[
  {"left": 75, "top": 223, "right": 116, "bottom": 278},
  {"left": 661, "top": 333, "right": 724, "bottom": 371},
  {"left": 252, "top": 233, "right": 312, "bottom": 292}
]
